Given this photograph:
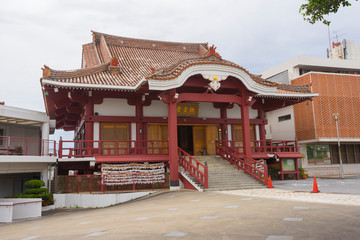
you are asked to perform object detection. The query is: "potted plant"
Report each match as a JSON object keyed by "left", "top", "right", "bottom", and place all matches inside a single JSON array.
[{"left": 299, "top": 168, "right": 308, "bottom": 179}]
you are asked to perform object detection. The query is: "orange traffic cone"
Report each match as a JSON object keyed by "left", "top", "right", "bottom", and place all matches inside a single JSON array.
[
  {"left": 267, "top": 176, "right": 274, "bottom": 188},
  {"left": 311, "top": 177, "right": 320, "bottom": 193}
]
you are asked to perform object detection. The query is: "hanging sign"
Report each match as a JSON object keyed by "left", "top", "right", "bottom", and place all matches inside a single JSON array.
[{"left": 177, "top": 102, "right": 200, "bottom": 118}]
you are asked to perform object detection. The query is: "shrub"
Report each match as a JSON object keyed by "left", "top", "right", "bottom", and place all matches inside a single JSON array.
[
  {"left": 25, "top": 188, "right": 47, "bottom": 194},
  {"left": 16, "top": 180, "right": 55, "bottom": 206},
  {"left": 25, "top": 180, "right": 45, "bottom": 189}
]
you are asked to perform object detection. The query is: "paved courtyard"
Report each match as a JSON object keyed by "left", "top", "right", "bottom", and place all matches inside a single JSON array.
[
  {"left": 1, "top": 190, "right": 360, "bottom": 240},
  {"left": 273, "top": 176, "right": 360, "bottom": 195}
]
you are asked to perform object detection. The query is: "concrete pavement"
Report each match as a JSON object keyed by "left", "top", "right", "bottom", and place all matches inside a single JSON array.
[
  {"left": 273, "top": 176, "right": 360, "bottom": 195},
  {"left": 1, "top": 190, "right": 360, "bottom": 239}
]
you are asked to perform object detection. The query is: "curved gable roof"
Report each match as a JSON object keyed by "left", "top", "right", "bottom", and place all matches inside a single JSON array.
[{"left": 41, "top": 31, "right": 316, "bottom": 98}]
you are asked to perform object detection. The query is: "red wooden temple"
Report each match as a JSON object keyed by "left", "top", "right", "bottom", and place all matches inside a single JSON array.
[{"left": 41, "top": 31, "right": 316, "bottom": 190}]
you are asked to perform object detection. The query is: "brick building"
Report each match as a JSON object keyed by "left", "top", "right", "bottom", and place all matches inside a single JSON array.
[{"left": 262, "top": 55, "right": 360, "bottom": 177}]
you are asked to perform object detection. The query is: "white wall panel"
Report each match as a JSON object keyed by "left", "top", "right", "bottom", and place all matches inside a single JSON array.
[
  {"left": 198, "top": 102, "right": 220, "bottom": 118},
  {"left": 94, "top": 98, "right": 135, "bottom": 116},
  {"left": 143, "top": 100, "right": 167, "bottom": 117}
]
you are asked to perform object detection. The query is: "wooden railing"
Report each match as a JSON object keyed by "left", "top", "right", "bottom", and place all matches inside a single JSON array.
[
  {"left": 178, "top": 148, "right": 208, "bottom": 189},
  {"left": 59, "top": 140, "right": 168, "bottom": 158},
  {"left": 0, "top": 136, "right": 56, "bottom": 156},
  {"left": 219, "top": 140, "right": 298, "bottom": 153},
  {"left": 253, "top": 140, "right": 298, "bottom": 153},
  {"left": 216, "top": 141, "right": 268, "bottom": 186}
]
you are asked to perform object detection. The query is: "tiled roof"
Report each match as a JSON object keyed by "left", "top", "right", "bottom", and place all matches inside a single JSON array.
[
  {"left": 92, "top": 31, "right": 208, "bottom": 54},
  {"left": 42, "top": 31, "right": 313, "bottom": 95},
  {"left": 276, "top": 83, "right": 311, "bottom": 94},
  {"left": 146, "top": 55, "right": 277, "bottom": 87},
  {"left": 44, "top": 32, "right": 207, "bottom": 88},
  {"left": 42, "top": 63, "right": 137, "bottom": 87},
  {"left": 82, "top": 43, "right": 101, "bottom": 67}
]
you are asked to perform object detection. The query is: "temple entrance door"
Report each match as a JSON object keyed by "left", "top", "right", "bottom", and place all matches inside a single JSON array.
[
  {"left": 177, "top": 126, "right": 194, "bottom": 155},
  {"left": 193, "top": 126, "right": 206, "bottom": 156},
  {"left": 206, "top": 125, "right": 219, "bottom": 155}
]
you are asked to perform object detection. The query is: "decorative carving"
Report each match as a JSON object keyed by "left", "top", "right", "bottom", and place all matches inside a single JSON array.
[
  {"left": 202, "top": 74, "right": 228, "bottom": 91},
  {"left": 205, "top": 44, "right": 222, "bottom": 58},
  {"left": 110, "top": 57, "right": 119, "bottom": 66},
  {"left": 42, "top": 65, "right": 51, "bottom": 77}
]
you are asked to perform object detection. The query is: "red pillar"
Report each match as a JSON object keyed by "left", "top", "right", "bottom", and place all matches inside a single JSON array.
[
  {"left": 258, "top": 107, "right": 266, "bottom": 142},
  {"left": 167, "top": 90, "right": 179, "bottom": 189},
  {"left": 241, "top": 103, "right": 252, "bottom": 157},
  {"left": 220, "top": 105, "right": 228, "bottom": 142},
  {"left": 258, "top": 106, "right": 266, "bottom": 152},
  {"left": 85, "top": 99, "right": 94, "bottom": 155},
  {"left": 136, "top": 96, "right": 144, "bottom": 153}
]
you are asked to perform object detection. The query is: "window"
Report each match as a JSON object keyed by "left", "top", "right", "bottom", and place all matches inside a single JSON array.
[
  {"left": 278, "top": 114, "right": 291, "bottom": 122},
  {"left": 307, "top": 144, "right": 331, "bottom": 165},
  {"left": 331, "top": 144, "right": 360, "bottom": 164}
]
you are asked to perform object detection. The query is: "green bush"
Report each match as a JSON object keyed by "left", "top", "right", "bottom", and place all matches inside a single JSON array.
[
  {"left": 15, "top": 180, "right": 55, "bottom": 206},
  {"left": 25, "top": 180, "right": 45, "bottom": 189},
  {"left": 25, "top": 188, "right": 47, "bottom": 194},
  {"left": 40, "top": 193, "right": 54, "bottom": 206}
]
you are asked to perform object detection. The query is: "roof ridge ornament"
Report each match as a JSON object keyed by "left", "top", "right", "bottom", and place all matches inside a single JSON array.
[
  {"left": 205, "top": 44, "right": 222, "bottom": 59},
  {"left": 110, "top": 57, "right": 119, "bottom": 66},
  {"left": 42, "top": 65, "right": 51, "bottom": 77},
  {"left": 109, "top": 57, "right": 121, "bottom": 74}
]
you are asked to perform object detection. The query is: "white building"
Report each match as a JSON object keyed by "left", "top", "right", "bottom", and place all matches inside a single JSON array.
[
  {"left": 0, "top": 104, "right": 56, "bottom": 197},
  {"left": 330, "top": 39, "right": 360, "bottom": 61}
]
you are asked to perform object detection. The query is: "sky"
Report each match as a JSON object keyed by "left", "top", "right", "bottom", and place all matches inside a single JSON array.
[{"left": 1, "top": 0, "right": 360, "bottom": 140}]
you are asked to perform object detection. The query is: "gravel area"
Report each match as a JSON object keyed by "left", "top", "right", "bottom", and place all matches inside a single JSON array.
[{"left": 217, "top": 188, "right": 360, "bottom": 206}]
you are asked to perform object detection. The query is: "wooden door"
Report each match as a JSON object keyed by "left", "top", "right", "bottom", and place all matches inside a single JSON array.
[
  {"left": 206, "top": 125, "right": 219, "bottom": 155},
  {"left": 101, "top": 123, "right": 129, "bottom": 155},
  {"left": 232, "top": 124, "right": 255, "bottom": 152},
  {"left": 193, "top": 126, "right": 206, "bottom": 156},
  {"left": 147, "top": 124, "right": 168, "bottom": 154}
]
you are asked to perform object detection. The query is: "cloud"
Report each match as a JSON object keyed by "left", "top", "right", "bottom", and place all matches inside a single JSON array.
[{"left": 0, "top": 0, "right": 359, "bottom": 122}]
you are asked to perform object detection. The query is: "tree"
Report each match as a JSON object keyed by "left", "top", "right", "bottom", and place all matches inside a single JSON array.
[{"left": 300, "top": 0, "right": 358, "bottom": 25}]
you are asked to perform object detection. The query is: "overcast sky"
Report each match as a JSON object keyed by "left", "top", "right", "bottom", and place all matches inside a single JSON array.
[{"left": 1, "top": 0, "right": 359, "bottom": 139}]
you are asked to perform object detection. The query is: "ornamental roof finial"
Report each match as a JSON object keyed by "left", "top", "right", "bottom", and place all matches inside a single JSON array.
[
  {"left": 205, "top": 44, "right": 222, "bottom": 58},
  {"left": 110, "top": 57, "right": 119, "bottom": 66},
  {"left": 42, "top": 65, "right": 51, "bottom": 77}
]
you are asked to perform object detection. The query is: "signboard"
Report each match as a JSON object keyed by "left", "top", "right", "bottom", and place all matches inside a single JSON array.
[{"left": 177, "top": 103, "right": 200, "bottom": 118}]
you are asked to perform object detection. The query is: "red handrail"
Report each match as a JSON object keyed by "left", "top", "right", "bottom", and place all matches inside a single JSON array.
[
  {"left": 216, "top": 141, "right": 268, "bottom": 186},
  {"left": 178, "top": 148, "right": 208, "bottom": 189},
  {"left": 253, "top": 140, "right": 298, "bottom": 153},
  {"left": 219, "top": 140, "right": 298, "bottom": 153},
  {"left": 0, "top": 136, "right": 56, "bottom": 156},
  {"left": 59, "top": 139, "right": 168, "bottom": 158}
]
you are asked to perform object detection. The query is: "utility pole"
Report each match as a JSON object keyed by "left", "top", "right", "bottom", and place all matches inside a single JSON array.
[{"left": 333, "top": 113, "right": 344, "bottom": 179}]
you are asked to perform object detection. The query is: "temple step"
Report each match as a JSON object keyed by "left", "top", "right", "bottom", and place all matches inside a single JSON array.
[{"left": 194, "top": 155, "right": 265, "bottom": 191}]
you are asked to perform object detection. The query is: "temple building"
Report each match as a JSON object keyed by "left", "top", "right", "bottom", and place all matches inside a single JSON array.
[{"left": 41, "top": 31, "right": 316, "bottom": 191}]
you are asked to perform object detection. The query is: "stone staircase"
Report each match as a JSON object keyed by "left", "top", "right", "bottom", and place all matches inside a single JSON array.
[{"left": 193, "top": 155, "right": 266, "bottom": 191}]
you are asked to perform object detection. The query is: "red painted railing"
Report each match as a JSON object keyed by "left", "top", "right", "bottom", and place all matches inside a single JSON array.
[
  {"left": 222, "top": 140, "right": 298, "bottom": 153},
  {"left": 0, "top": 136, "right": 56, "bottom": 156},
  {"left": 178, "top": 148, "right": 208, "bottom": 189},
  {"left": 253, "top": 140, "right": 298, "bottom": 153},
  {"left": 59, "top": 140, "right": 168, "bottom": 158},
  {"left": 216, "top": 141, "right": 268, "bottom": 186}
]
